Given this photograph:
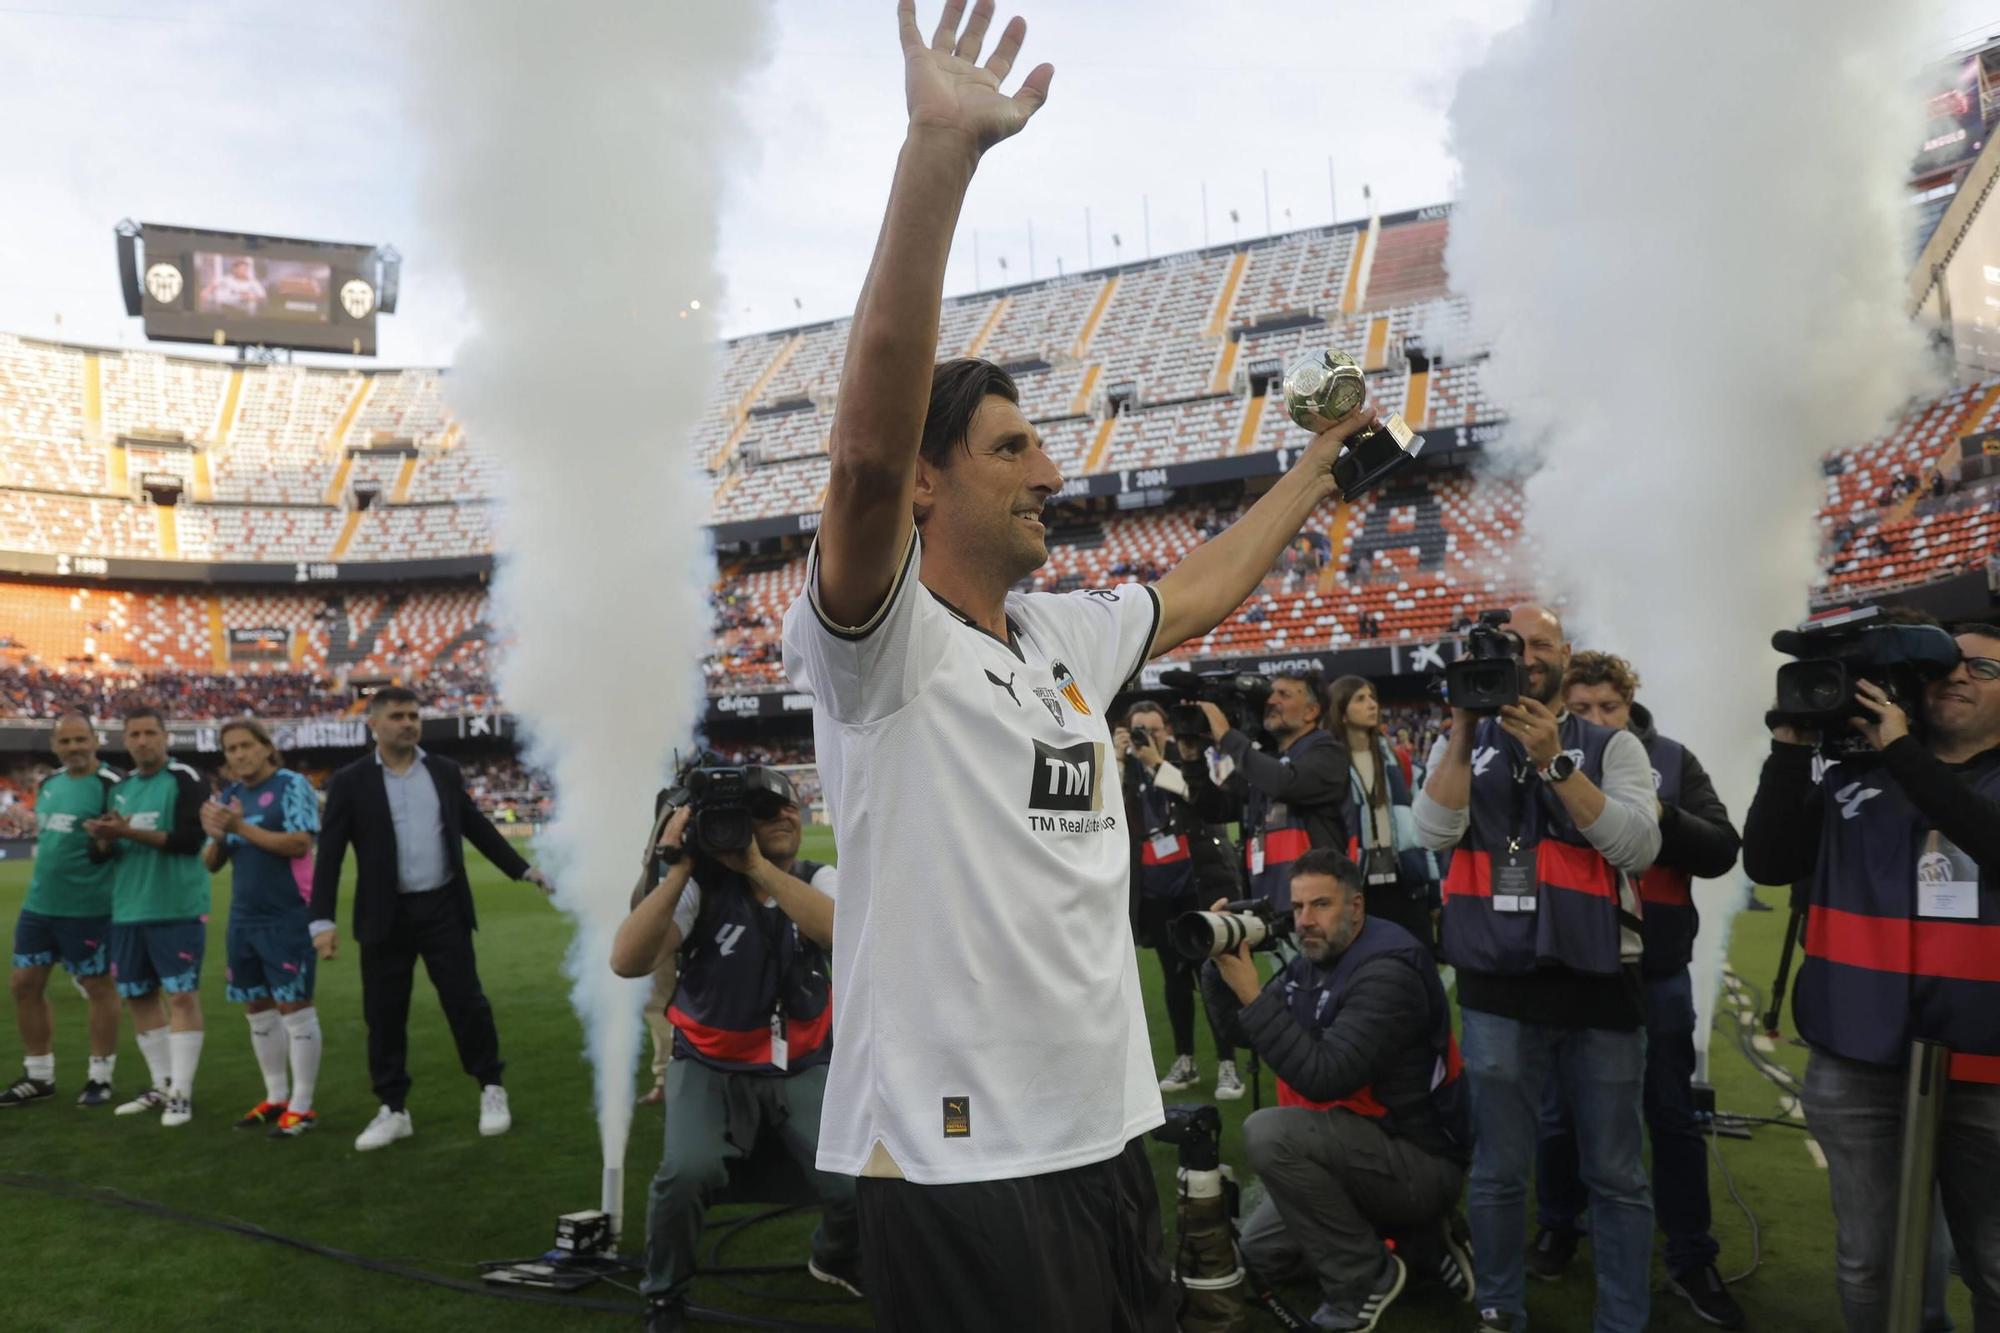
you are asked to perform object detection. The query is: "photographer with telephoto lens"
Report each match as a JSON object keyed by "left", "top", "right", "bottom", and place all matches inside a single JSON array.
[
  {"left": 1326, "top": 676, "right": 1441, "bottom": 952},
  {"left": 1415, "top": 603, "right": 1661, "bottom": 1333},
  {"left": 1744, "top": 618, "right": 2000, "bottom": 1332},
  {"left": 1115, "top": 701, "right": 1246, "bottom": 1100},
  {"left": 1199, "top": 850, "right": 1472, "bottom": 1332},
  {"left": 610, "top": 763, "right": 861, "bottom": 1332},
  {"left": 1196, "top": 671, "right": 1352, "bottom": 915}
]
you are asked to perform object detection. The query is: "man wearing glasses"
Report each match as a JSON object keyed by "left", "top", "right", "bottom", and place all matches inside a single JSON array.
[
  {"left": 610, "top": 768, "right": 861, "bottom": 1332},
  {"left": 1744, "top": 622, "right": 2000, "bottom": 1330}
]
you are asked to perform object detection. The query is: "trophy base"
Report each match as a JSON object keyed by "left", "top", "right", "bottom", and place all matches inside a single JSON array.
[{"left": 1332, "top": 413, "right": 1424, "bottom": 502}]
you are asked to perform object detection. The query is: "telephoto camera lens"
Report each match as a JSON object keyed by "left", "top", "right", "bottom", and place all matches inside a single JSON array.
[{"left": 1168, "top": 909, "right": 1270, "bottom": 961}]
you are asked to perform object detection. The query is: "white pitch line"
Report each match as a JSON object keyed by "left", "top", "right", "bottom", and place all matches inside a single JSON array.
[
  {"left": 1752, "top": 1033, "right": 1776, "bottom": 1054},
  {"left": 1805, "top": 1138, "right": 1828, "bottom": 1170}
]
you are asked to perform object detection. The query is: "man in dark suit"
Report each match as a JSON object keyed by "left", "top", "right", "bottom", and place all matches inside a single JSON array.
[{"left": 308, "top": 687, "right": 551, "bottom": 1152}]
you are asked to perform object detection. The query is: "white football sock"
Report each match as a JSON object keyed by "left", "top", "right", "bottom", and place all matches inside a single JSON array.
[
  {"left": 88, "top": 1055, "right": 115, "bottom": 1085},
  {"left": 281, "top": 1009, "right": 322, "bottom": 1115},
  {"left": 135, "top": 1026, "right": 171, "bottom": 1091},
  {"left": 247, "top": 1010, "right": 290, "bottom": 1103},
  {"left": 167, "top": 1030, "right": 204, "bottom": 1100},
  {"left": 24, "top": 1053, "right": 53, "bottom": 1083}
]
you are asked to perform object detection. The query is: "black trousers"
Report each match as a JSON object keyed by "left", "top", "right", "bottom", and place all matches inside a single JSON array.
[
  {"left": 855, "top": 1136, "right": 1176, "bottom": 1333},
  {"left": 359, "top": 888, "right": 503, "bottom": 1111}
]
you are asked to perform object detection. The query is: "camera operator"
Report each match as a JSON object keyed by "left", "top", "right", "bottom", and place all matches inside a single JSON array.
[
  {"left": 1743, "top": 621, "right": 2000, "bottom": 1332},
  {"left": 1533, "top": 651, "right": 1746, "bottom": 1329},
  {"left": 1415, "top": 603, "right": 1661, "bottom": 1333},
  {"left": 1327, "top": 675, "right": 1441, "bottom": 951},
  {"left": 1115, "top": 701, "right": 1245, "bottom": 1100},
  {"left": 609, "top": 769, "right": 862, "bottom": 1332},
  {"left": 1200, "top": 850, "right": 1472, "bottom": 1330},
  {"left": 1197, "top": 671, "right": 1351, "bottom": 911}
]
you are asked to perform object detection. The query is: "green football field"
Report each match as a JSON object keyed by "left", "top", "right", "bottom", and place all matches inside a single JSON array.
[{"left": 0, "top": 838, "right": 1968, "bottom": 1331}]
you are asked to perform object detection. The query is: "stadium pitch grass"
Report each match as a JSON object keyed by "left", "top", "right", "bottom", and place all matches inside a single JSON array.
[{"left": 0, "top": 836, "right": 1969, "bottom": 1330}]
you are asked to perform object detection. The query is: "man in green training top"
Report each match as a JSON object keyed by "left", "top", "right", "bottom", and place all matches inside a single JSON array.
[
  {"left": 2, "top": 711, "right": 123, "bottom": 1108},
  {"left": 86, "top": 707, "right": 212, "bottom": 1128}
]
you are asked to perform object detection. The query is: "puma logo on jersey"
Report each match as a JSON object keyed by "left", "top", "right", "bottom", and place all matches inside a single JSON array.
[
  {"left": 1835, "top": 782, "right": 1882, "bottom": 821},
  {"left": 1472, "top": 746, "right": 1500, "bottom": 777},
  {"left": 714, "top": 923, "right": 749, "bottom": 956},
  {"left": 984, "top": 669, "right": 1020, "bottom": 707},
  {"left": 942, "top": 1096, "right": 971, "bottom": 1137}
]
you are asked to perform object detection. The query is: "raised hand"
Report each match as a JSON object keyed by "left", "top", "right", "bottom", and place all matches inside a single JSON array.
[{"left": 898, "top": 0, "right": 1054, "bottom": 155}]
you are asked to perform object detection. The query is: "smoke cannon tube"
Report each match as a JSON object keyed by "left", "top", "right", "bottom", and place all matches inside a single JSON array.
[{"left": 602, "top": 1165, "right": 623, "bottom": 1243}]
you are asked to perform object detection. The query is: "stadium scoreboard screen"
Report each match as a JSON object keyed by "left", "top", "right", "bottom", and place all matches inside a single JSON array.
[{"left": 133, "top": 223, "right": 385, "bottom": 356}]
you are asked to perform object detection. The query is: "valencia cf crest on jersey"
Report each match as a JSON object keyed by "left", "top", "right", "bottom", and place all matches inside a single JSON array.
[{"left": 1051, "top": 660, "right": 1090, "bottom": 717}]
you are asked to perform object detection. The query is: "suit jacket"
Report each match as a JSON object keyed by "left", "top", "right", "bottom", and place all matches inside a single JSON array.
[{"left": 309, "top": 750, "right": 532, "bottom": 946}]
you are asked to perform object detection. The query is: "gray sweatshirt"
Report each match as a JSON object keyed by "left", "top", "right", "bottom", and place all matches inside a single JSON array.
[{"left": 1412, "top": 727, "right": 1662, "bottom": 873}]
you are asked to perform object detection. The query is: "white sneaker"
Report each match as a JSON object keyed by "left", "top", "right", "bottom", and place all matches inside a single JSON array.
[
  {"left": 478, "top": 1084, "right": 511, "bottom": 1137},
  {"left": 114, "top": 1087, "right": 169, "bottom": 1117},
  {"left": 355, "top": 1105, "right": 413, "bottom": 1151},
  {"left": 1159, "top": 1054, "right": 1199, "bottom": 1092},
  {"left": 161, "top": 1094, "right": 193, "bottom": 1127},
  {"left": 1215, "top": 1059, "right": 1246, "bottom": 1101}
]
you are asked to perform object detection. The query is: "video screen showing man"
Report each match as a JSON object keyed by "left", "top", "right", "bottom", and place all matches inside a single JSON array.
[{"left": 194, "top": 253, "right": 331, "bottom": 322}]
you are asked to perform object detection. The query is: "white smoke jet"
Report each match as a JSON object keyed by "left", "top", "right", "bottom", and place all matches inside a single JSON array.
[
  {"left": 1445, "top": 1, "right": 1937, "bottom": 1053},
  {"left": 409, "top": 0, "right": 769, "bottom": 1229}
]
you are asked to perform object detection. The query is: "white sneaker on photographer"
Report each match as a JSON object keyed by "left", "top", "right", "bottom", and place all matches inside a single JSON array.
[
  {"left": 355, "top": 1105, "right": 413, "bottom": 1152},
  {"left": 479, "top": 1084, "right": 511, "bottom": 1136},
  {"left": 1159, "top": 1055, "right": 1199, "bottom": 1092},
  {"left": 1215, "top": 1059, "right": 1245, "bottom": 1101}
]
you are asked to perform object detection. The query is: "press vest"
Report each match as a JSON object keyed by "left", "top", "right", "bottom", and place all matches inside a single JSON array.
[
  {"left": 1440, "top": 714, "right": 1640, "bottom": 977},
  {"left": 1633, "top": 734, "right": 1699, "bottom": 977},
  {"left": 667, "top": 858, "right": 832, "bottom": 1076},
  {"left": 1794, "top": 757, "right": 2000, "bottom": 1082},
  {"left": 1135, "top": 767, "right": 1196, "bottom": 900},
  {"left": 1245, "top": 729, "right": 1340, "bottom": 908},
  {"left": 1273, "top": 917, "right": 1468, "bottom": 1153}
]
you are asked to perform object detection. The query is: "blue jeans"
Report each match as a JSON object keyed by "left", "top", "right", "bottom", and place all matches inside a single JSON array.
[
  {"left": 1461, "top": 1007, "right": 1652, "bottom": 1333},
  {"left": 1536, "top": 969, "right": 1717, "bottom": 1275},
  {"left": 1800, "top": 1047, "right": 2000, "bottom": 1333}
]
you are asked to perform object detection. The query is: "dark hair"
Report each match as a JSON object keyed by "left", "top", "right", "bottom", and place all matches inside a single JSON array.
[
  {"left": 1954, "top": 622, "right": 2000, "bottom": 644},
  {"left": 123, "top": 706, "right": 166, "bottom": 728},
  {"left": 1289, "top": 848, "right": 1363, "bottom": 895},
  {"left": 1325, "top": 675, "right": 1387, "bottom": 814},
  {"left": 219, "top": 717, "right": 284, "bottom": 769},
  {"left": 1272, "top": 670, "right": 1327, "bottom": 730},
  {"left": 368, "top": 686, "right": 421, "bottom": 712},
  {"left": 1126, "top": 700, "right": 1169, "bottom": 725},
  {"left": 921, "top": 359, "right": 1019, "bottom": 471},
  {"left": 1563, "top": 650, "right": 1642, "bottom": 703}
]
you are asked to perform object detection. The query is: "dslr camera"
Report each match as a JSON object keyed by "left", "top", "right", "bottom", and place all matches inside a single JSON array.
[
  {"left": 657, "top": 753, "right": 796, "bottom": 861},
  {"left": 1159, "top": 667, "right": 1276, "bottom": 740},
  {"left": 1169, "top": 897, "right": 1296, "bottom": 960},
  {"left": 1769, "top": 607, "right": 1962, "bottom": 754},
  {"left": 1445, "top": 609, "right": 1526, "bottom": 713}
]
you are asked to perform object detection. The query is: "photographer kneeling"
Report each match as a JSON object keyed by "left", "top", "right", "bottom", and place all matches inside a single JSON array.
[
  {"left": 1202, "top": 850, "right": 1471, "bottom": 1332},
  {"left": 1119, "top": 701, "right": 1246, "bottom": 1100},
  {"left": 1744, "top": 621, "right": 2000, "bottom": 1331},
  {"left": 1198, "top": 671, "right": 1351, "bottom": 910},
  {"left": 610, "top": 768, "right": 861, "bottom": 1332}
]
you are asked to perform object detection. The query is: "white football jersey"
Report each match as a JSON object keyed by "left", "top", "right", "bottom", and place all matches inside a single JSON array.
[{"left": 782, "top": 530, "right": 1165, "bottom": 1184}]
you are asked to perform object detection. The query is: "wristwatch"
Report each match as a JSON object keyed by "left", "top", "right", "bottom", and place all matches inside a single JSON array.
[
  {"left": 1536, "top": 753, "right": 1578, "bottom": 784},
  {"left": 655, "top": 844, "right": 686, "bottom": 868}
]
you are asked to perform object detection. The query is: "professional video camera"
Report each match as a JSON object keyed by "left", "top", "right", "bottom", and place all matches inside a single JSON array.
[
  {"left": 1170, "top": 898, "right": 1295, "bottom": 961},
  {"left": 1443, "top": 609, "right": 1526, "bottom": 713},
  {"left": 657, "top": 753, "right": 795, "bottom": 859},
  {"left": 1768, "top": 607, "right": 1962, "bottom": 754},
  {"left": 1159, "top": 668, "right": 1275, "bottom": 740}
]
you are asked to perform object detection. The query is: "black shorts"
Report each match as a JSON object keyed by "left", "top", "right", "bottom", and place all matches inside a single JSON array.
[{"left": 856, "top": 1136, "right": 1176, "bottom": 1333}]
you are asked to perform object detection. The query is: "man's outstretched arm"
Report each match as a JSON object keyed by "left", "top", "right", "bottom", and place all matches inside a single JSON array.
[
  {"left": 815, "top": 0, "right": 1054, "bottom": 628},
  {"left": 1149, "top": 403, "right": 1382, "bottom": 655}
]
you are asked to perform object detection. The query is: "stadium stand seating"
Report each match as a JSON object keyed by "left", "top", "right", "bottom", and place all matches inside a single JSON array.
[{"left": 2, "top": 203, "right": 1996, "bottom": 721}]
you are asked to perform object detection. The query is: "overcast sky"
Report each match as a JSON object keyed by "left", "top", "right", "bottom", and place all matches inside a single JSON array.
[{"left": 1, "top": 0, "right": 1994, "bottom": 366}]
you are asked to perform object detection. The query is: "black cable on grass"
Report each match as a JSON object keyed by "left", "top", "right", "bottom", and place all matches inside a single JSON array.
[
  {"left": 706, "top": 1203, "right": 864, "bottom": 1307},
  {"left": 0, "top": 1172, "right": 864, "bottom": 1331}
]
